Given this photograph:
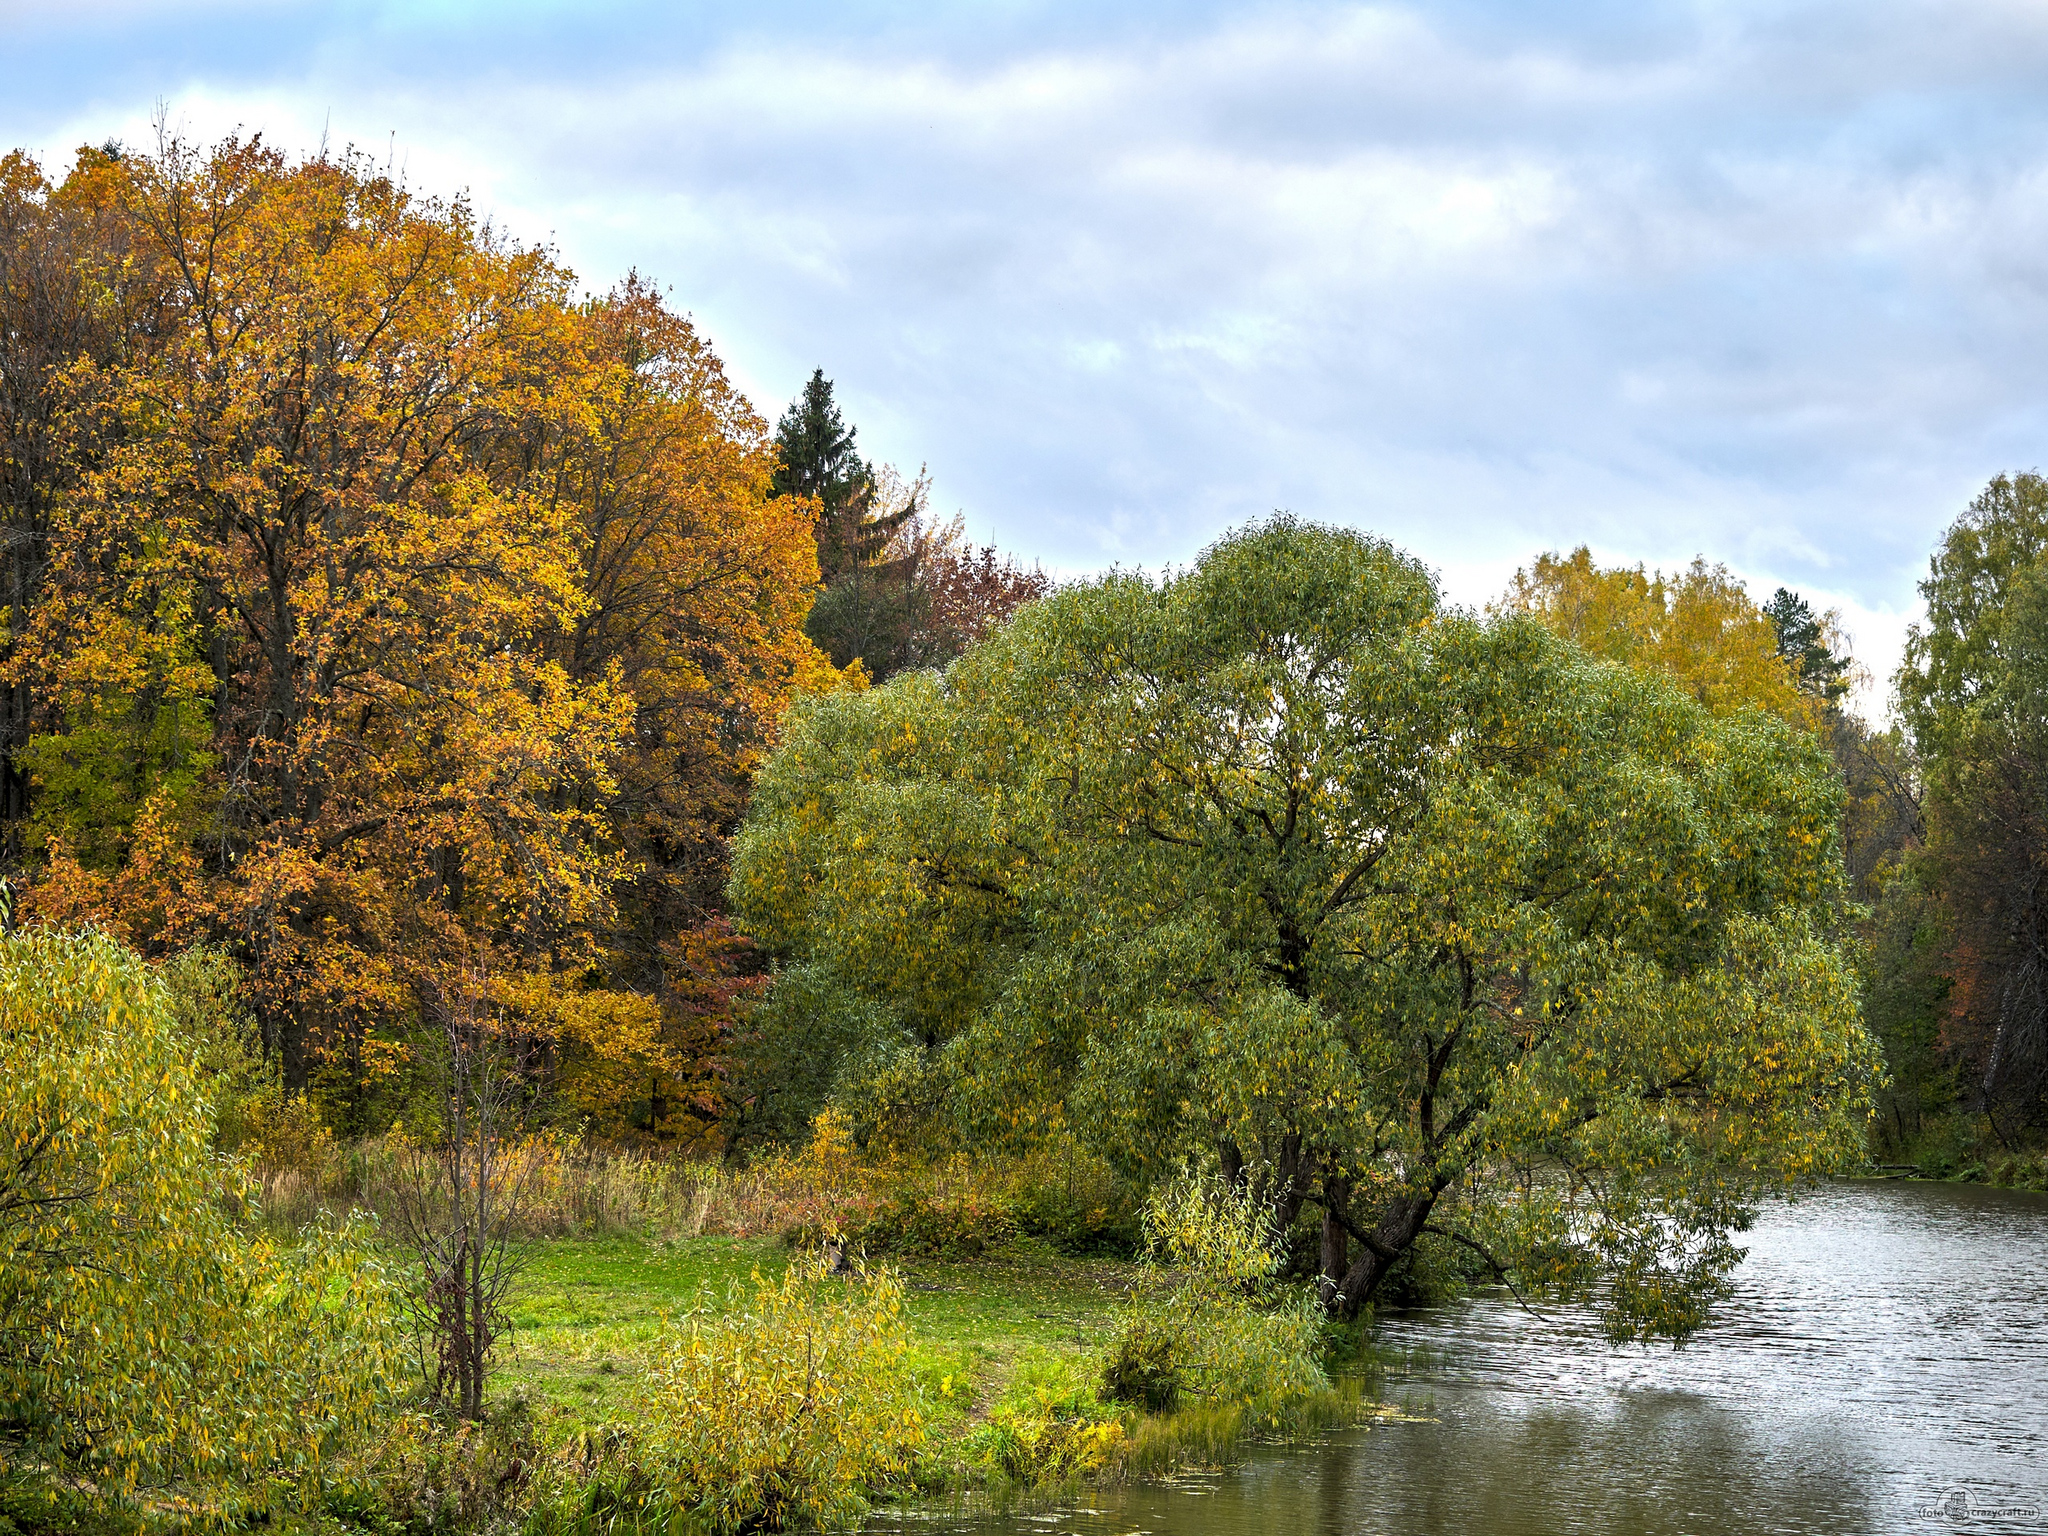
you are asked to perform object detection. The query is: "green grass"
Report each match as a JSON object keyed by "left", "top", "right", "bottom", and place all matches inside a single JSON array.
[{"left": 498, "top": 1233, "right": 1144, "bottom": 1433}]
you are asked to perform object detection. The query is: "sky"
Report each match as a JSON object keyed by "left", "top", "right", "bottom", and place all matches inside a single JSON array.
[{"left": 10, "top": 0, "right": 2048, "bottom": 711}]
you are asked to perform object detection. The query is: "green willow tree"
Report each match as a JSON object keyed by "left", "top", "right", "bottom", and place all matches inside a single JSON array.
[
  {"left": 1888, "top": 472, "right": 2048, "bottom": 1126},
  {"left": 0, "top": 928, "right": 399, "bottom": 1517},
  {"left": 732, "top": 518, "right": 1878, "bottom": 1339}
]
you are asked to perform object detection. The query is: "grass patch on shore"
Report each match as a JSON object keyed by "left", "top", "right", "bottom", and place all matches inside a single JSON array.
[{"left": 498, "top": 1233, "right": 1146, "bottom": 1438}]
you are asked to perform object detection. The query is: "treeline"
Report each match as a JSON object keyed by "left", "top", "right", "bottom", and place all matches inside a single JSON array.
[
  {"left": 1866, "top": 474, "right": 2048, "bottom": 1168},
  {"left": 2, "top": 129, "right": 2037, "bottom": 1175},
  {"left": 1504, "top": 504, "right": 2048, "bottom": 1169},
  {"left": 0, "top": 134, "right": 1041, "bottom": 1142}
]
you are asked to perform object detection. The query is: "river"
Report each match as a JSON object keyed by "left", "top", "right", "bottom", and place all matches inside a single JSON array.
[{"left": 896, "top": 1179, "right": 2048, "bottom": 1535}]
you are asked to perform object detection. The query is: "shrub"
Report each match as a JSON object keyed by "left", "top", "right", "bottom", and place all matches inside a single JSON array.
[
  {"left": 0, "top": 928, "right": 402, "bottom": 1521},
  {"left": 963, "top": 1353, "right": 1125, "bottom": 1486},
  {"left": 858, "top": 1185, "right": 1016, "bottom": 1258},
  {"left": 608, "top": 1258, "right": 926, "bottom": 1532},
  {"left": 772, "top": 1115, "right": 1142, "bottom": 1262},
  {"left": 328, "top": 1398, "right": 547, "bottom": 1533},
  {"left": 157, "top": 944, "right": 282, "bottom": 1156},
  {"left": 1098, "top": 1171, "right": 1327, "bottom": 1414}
]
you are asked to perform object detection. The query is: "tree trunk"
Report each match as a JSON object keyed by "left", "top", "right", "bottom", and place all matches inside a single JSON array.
[
  {"left": 1329, "top": 1191, "right": 1437, "bottom": 1320},
  {"left": 1318, "top": 1181, "right": 1349, "bottom": 1309}
]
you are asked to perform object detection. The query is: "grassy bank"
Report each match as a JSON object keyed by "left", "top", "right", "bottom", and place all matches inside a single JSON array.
[
  {"left": 202, "top": 1134, "right": 1367, "bottom": 1536},
  {"left": 354, "top": 1231, "right": 1365, "bottom": 1535},
  {"left": 499, "top": 1232, "right": 1145, "bottom": 1439},
  {"left": 1866, "top": 1112, "right": 2048, "bottom": 1189}
]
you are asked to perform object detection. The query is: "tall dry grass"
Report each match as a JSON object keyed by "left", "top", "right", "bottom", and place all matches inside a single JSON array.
[
  {"left": 250, "top": 1106, "right": 1139, "bottom": 1256},
  {"left": 255, "top": 1132, "right": 798, "bottom": 1241}
]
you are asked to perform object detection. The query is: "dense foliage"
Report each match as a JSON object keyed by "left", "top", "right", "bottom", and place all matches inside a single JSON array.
[
  {"left": 1100, "top": 1172, "right": 1325, "bottom": 1413},
  {"left": 0, "top": 927, "right": 399, "bottom": 1519},
  {"left": 1877, "top": 472, "right": 2048, "bottom": 1144},
  {"left": 1502, "top": 546, "right": 1826, "bottom": 725},
  {"left": 12, "top": 115, "right": 2048, "bottom": 1534},
  {"left": 734, "top": 517, "right": 1879, "bottom": 1336},
  {"left": 595, "top": 1259, "right": 926, "bottom": 1533}
]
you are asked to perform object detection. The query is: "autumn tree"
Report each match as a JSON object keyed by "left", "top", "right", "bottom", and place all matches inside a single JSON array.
[
  {"left": 0, "top": 927, "right": 398, "bottom": 1517},
  {"left": 0, "top": 145, "right": 175, "bottom": 871},
  {"left": 1510, "top": 547, "right": 1918, "bottom": 902},
  {"left": 890, "top": 511, "right": 1052, "bottom": 669},
  {"left": 1503, "top": 547, "right": 1818, "bottom": 725},
  {"left": 14, "top": 132, "right": 631, "bottom": 1106},
  {"left": 0, "top": 133, "right": 851, "bottom": 1144},
  {"left": 544, "top": 276, "right": 837, "bottom": 1134},
  {"left": 734, "top": 518, "right": 1877, "bottom": 1338}
]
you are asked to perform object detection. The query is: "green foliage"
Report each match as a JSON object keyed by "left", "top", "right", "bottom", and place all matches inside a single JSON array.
[
  {"left": 756, "top": 1114, "right": 1142, "bottom": 1263},
  {"left": 1100, "top": 1173, "right": 1326, "bottom": 1414},
  {"left": 324, "top": 1398, "right": 548, "bottom": 1535},
  {"left": 156, "top": 945, "right": 282, "bottom": 1155},
  {"left": 1763, "top": 587, "right": 1852, "bottom": 703},
  {"left": 854, "top": 1185, "right": 1018, "bottom": 1259},
  {"left": 726, "top": 963, "right": 895, "bottom": 1148},
  {"left": 605, "top": 1258, "right": 926, "bottom": 1532},
  {"left": 733, "top": 515, "right": 1879, "bottom": 1341},
  {"left": 1892, "top": 473, "right": 2048, "bottom": 1122},
  {"left": 1861, "top": 871, "right": 1955, "bottom": 1154},
  {"left": 769, "top": 369, "right": 921, "bottom": 677},
  {"left": 960, "top": 1353, "right": 1125, "bottom": 1486},
  {"left": 18, "top": 690, "right": 216, "bottom": 871},
  {"left": 1898, "top": 470, "right": 2048, "bottom": 760},
  {"left": 770, "top": 369, "right": 875, "bottom": 564},
  {"left": 0, "top": 928, "right": 402, "bottom": 1520}
]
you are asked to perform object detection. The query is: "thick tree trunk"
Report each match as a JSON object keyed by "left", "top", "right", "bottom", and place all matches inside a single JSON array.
[
  {"left": 1329, "top": 1191, "right": 1437, "bottom": 1320},
  {"left": 1318, "top": 1180, "right": 1349, "bottom": 1309}
]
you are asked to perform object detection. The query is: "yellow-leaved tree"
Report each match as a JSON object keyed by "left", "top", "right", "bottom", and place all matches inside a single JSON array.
[
  {"left": 1501, "top": 546, "right": 1820, "bottom": 726},
  {"left": 542, "top": 275, "right": 839, "bottom": 1133},
  {"left": 0, "top": 927, "right": 400, "bottom": 1520},
  {"left": 14, "top": 133, "right": 633, "bottom": 1113}
]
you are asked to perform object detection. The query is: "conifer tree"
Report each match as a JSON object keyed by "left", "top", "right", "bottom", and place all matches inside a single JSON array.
[
  {"left": 1764, "top": 587, "right": 1851, "bottom": 704},
  {"left": 771, "top": 370, "right": 920, "bottom": 676}
]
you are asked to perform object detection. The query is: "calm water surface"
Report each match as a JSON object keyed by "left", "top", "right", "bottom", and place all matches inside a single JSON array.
[{"left": 891, "top": 1180, "right": 2048, "bottom": 1536}]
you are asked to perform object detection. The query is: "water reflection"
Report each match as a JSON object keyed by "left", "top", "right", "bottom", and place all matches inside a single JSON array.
[{"left": 888, "top": 1180, "right": 2048, "bottom": 1535}]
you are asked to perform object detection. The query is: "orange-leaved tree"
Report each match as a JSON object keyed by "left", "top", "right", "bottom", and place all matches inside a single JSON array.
[
  {"left": 15, "top": 133, "right": 630, "bottom": 1110},
  {"left": 543, "top": 275, "right": 838, "bottom": 1135}
]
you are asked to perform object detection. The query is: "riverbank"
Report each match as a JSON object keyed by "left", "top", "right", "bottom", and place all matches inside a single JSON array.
[
  {"left": 0, "top": 1228, "right": 1360, "bottom": 1535},
  {"left": 503, "top": 1231, "right": 1368, "bottom": 1515},
  {"left": 1862, "top": 1112, "right": 2048, "bottom": 1190},
  {"left": 502, "top": 1232, "right": 1139, "bottom": 1433}
]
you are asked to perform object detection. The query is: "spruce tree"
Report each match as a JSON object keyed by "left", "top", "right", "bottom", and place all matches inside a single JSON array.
[{"left": 772, "top": 370, "right": 921, "bottom": 674}]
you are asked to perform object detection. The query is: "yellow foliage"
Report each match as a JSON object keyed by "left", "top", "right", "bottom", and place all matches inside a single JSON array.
[
  {"left": 0, "top": 927, "right": 401, "bottom": 1518},
  {"left": 1502, "top": 546, "right": 1819, "bottom": 726},
  {"left": 624, "top": 1258, "right": 926, "bottom": 1532}
]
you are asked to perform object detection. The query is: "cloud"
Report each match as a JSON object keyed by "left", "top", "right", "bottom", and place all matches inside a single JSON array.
[{"left": 10, "top": 0, "right": 2048, "bottom": 697}]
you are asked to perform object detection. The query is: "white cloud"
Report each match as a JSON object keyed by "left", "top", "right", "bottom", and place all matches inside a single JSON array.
[{"left": 12, "top": 1, "right": 2048, "bottom": 712}]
